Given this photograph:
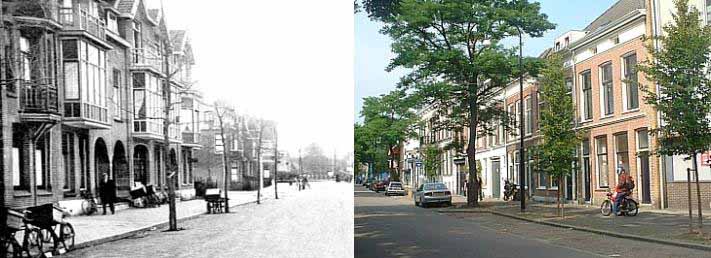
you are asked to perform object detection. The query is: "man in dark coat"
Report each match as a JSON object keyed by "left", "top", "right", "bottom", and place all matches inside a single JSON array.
[{"left": 99, "top": 173, "right": 116, "bottom": 215}]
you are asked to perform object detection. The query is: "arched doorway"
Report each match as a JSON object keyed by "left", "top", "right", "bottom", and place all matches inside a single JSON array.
[
  {"left": 134, "top": 145, "right": 149, "bottom": 186},
  {"left": 113, "top": 141, "right": 130, "bottom": 191},
  {"left": 94, "top": 138, "right": 110, "bottom": 193},
  {"left": 169, "top": 149, "right": 178, "bottom": 188}
]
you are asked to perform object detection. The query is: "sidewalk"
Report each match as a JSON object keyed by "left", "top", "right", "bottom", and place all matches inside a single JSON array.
[
  {"left": 67, "top": 184, "right": 287, "bottom": 249},
  {"left": 442, "top": 200, "right": 711, "bottom": 250}
]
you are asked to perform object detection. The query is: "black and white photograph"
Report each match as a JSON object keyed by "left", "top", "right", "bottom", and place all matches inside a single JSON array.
[{"left": 1, "top": 0, "right": 352, "bottom": 257}]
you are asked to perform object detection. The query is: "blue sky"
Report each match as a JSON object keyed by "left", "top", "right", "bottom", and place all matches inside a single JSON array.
[{"left": 354, "top": 0, "right": 617, "bottom": 122}]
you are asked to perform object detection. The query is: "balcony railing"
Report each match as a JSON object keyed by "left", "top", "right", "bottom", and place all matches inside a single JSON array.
[
  {"left": 64, "top": 101, "right": 109, "bottom": 124},
  {"left": 59, "top": 8, "right": 107, "bottom": 41},
  {"left": 132, "top": 48, "right": 164, "bottom": 72},
  {"left": 20, "top": 83, "right": 59, "bottom": 114},
  {"left": 183, "top": 132, "right": 202, "bottom": 145}
]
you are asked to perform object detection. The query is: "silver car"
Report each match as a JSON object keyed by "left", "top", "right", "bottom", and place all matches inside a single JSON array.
[
  {"left": 385, "top": 182, "right": 405, "bottom": 196},
  {"left": 414, "top": 182, "right": 452, "bottom": 207}
]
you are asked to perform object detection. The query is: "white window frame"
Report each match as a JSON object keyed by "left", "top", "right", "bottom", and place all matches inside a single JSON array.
[
  {"left": 621, "top": 52, "right": 639, "bottom": 112},
  {"left": 525, "top": 96, "right": 532, "bottom": 136},
  {"left": 580, "top": 71, "right": 593, "bottom": 122},
  {"left": 599, "top": 62, "right": 614, "bottom": 118}
]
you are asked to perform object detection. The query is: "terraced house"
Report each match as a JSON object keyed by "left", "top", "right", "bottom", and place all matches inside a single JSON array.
[
  {"left": 1, "top": 0, "right": 201, "bottom": 213},
  {"left": 408, "top": 0, "right": 711, "bottom": 211}
]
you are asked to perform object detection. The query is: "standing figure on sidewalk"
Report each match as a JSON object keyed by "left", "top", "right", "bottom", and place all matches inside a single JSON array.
[{"left": 100, "top": 173, "right": 116, "bottom": 215}]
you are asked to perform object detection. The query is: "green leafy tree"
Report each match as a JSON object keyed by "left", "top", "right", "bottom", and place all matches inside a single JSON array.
[
  {"left": 536, "top": 54, "right": 580, "bottom": 217},
  {"left": 423, "top": 144, "right": 441, "bottom": 180},
  {"left": 384, "top": 0, "right": 554, "bottom": 206},
  {"left": 638, "top": 0, "right": 711, "bottom": 234},
  {"left": 359, "top": 89, "right": 417, "bottom": 180}
]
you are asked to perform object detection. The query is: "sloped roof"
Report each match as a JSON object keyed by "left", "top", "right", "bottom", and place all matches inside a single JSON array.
[
  {"left": 170, "top": 30, "right": 187, "bottom": 52},
  {"left": 584, "top": 0, "right": 645, "bottom": 33},
  {"left": 117, "top": 0, "right": 137, "bottom": 14},
  {"left": 569, "top": 0, "right": 646, "bottom": 50}
]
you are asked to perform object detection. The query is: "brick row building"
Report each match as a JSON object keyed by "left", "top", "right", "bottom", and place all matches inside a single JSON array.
[
  {"left": 0, "top": 0, "right": 204, "bottom": 212},
  {"left": 404, "top": 0, "right": 711, "bottom": 210}
]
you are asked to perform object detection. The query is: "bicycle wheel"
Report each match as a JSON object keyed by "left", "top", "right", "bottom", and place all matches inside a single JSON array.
[
  {"left": 2, "top": 233, "right": 23, "bottom": 258},
  {"left": 22, "top": 228, "right": 43, "bottom": 258},
  {"left": 625, "top": 199, "right": 639, "bottom": 217},
  {"left": 39, "top": 227, "right": 57, "bottom": 255},
  {"left": 60, "top": 223, "right": 75, "bottom": 251},
  {"left": 600, "top": 200, "right": 612, "bottom": 216}
]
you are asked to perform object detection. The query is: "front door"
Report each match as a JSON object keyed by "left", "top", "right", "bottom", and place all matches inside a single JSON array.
[
  {"left": 565, "top": 173, "right": 573, "bottom": 200},
  {"left": 583, "top": 157, "right": 591, "bottom": 202},
  {"left": 492, "top": 161, "right": 501, "bottom": 199},
  {"left": 639, "top": 152, "right": 651, "bottom": 204}
]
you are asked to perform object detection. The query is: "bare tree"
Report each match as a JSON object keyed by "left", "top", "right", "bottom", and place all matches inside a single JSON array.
[{"left": 213, "top": 101, "right": 235, "bottom": 212}]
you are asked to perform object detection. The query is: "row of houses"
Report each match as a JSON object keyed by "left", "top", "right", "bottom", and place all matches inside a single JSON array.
[
  {"left": 400, "top": 0, "right": 711, "bottom": 210},
  {"left": 0, "top": 0, "right": 281, "bottom": 214}
]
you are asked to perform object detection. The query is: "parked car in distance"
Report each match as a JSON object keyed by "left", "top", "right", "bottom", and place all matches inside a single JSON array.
[
  {"left": 385, "top": 182, "right": 405, "bottom": 196},
  {"left": 373, "top": 181, "right": 387, "bottom": 193},
  {"left": 363, "top": 178, "right": 374, "bottom": 188},
  {"left": 413, "top": 182, "right": 452, "bottom": 208}
]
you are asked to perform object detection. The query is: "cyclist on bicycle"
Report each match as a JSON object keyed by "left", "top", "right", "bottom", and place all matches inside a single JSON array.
[{"left": 612, "top": 166, "right": 632, "bottom": 216}]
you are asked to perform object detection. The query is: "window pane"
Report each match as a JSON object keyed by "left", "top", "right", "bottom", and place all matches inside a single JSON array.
[
  {"left": 64, "top": 62, "right": 79, "bottom": 99},
  {"left": 12, "top": 148, "right": 20, "bottom": 186},
  {"left": 134, "top": 90, "right": 145, "bottom": 119},
  {"left": 62, "top": 40, "right": 78, "bottom": 59},
  {"left": 637, "top": 129, "right": 649, "bottom": 150},
  {"left": 35, "top": 149, "right": 43, "bottom": 186},
  {"left": 596, "top": 137, "right": 609, "bottom": 187},
  {"left": 615, "top": 133, "right": 629, "bottom": 174}
]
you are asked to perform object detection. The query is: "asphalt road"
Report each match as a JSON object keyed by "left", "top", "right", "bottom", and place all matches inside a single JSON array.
[
  {"left": 354, "top": 185, "right": 709, "bottom": 258},
  {"left": 65, "top": 181, "right": 353, "bottom": 258}
]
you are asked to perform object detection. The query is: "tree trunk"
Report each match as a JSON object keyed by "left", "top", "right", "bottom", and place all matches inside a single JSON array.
[
  {"left": 163, "top": 42, "right": 177, "bottom": 231},
  {"left": 217, "top": 110, "right": 230, "bottom": 213},
  {"left": 467, "top": 102, "right": 479, "bottom": 207},
  {"left": 692, "top": 152, "right": 703, "bottom": 235}
]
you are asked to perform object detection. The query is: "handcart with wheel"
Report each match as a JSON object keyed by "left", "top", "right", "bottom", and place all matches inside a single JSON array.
[{"left": 24, "top": 204, "right": 75, "bottom": 256}]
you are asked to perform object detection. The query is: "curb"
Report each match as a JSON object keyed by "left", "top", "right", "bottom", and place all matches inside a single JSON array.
[
  {"left": 72, "top": 197, "right": 270, "bottom": 250},
  {"left": 483, "top": 209, "right": 711, "bottom": 252}
]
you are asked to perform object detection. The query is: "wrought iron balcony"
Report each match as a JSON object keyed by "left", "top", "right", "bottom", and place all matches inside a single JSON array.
[
  {"left": 59, "top": 8, "right": 106, "bottom": 41},
  {"left": 131, "top": 48, "right": 164, "bottom": 73},
  {"left": 20, "top": 83, "right": 59, "bottom": 114}
]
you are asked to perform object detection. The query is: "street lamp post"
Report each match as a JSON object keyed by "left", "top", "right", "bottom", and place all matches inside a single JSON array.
[{"left": 518, "top": 28, "right": 526, "bottom": 212}]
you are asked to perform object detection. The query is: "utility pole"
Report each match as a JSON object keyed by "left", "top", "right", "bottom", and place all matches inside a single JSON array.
[
  {"left": 273, "top": 125, "right": 278, "bottom": 199},
  {"left": 216, "top": 105, "right": 231, "bottom": 212},
  {"left": 0, "top": 0, "right": 7, "bottom": 247},
  {"left": 256, "top": 120, "right": 264, "bottom": 204},
  {"left": 518, "top": 27, "right": 526, "bottom": 212}
]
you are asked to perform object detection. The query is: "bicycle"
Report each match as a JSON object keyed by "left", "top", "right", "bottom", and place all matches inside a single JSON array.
[
  {"left": 80, "top": 190, "right": 98, "bottom": 215},
  {"left": 600, "top": 192, "right": 639, "bottom": 216},
  {"left": 24, "top": 204, "right": 76, "bottom": 256},
  {"left": 3, "top": 208, "right": 44, "bottom": 258},
  {"left": 38, "top": 206, "right": 75, "bottom": 254}
]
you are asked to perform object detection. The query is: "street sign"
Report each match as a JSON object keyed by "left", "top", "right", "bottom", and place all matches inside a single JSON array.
[{"left": 415, "top": 162, "right": 422, "bottom": 168}]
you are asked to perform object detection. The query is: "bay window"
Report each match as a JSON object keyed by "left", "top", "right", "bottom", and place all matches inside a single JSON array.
[{"left": 62, "top": 39, "right": 108, "bottom": 123}]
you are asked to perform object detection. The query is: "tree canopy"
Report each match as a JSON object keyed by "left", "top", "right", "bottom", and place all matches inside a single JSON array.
[{"left": 384, "top": 0, "right": 554, "bottom": 206}]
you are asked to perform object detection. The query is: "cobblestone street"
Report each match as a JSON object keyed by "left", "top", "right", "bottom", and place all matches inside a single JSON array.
[{"left": 64, "top": 181, "right": 353, "bottom": 258}]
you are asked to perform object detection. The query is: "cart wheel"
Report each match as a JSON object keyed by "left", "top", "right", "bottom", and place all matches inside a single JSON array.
[
  {"left": 22, "top": 228, "right": 43, "bottom": 258},
  {"left": 60, "top": 223, "right": 75, "bottom": 251},
  {"left": 39, "top": 228, "right": 57, "bottom": 255}
]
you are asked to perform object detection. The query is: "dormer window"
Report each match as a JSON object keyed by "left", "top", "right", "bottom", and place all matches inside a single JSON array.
[
  {"left": 564, "top": 37, "right": 570, "bottom": 46},
  {"left": 613, "top": 36, "right": 620, "bottom": 44},
  {"left": 555, "top": 42, "right": 560, "bottom": 51},
  {"left": 106, "top": 12, "right": 118, "bottom": 33}
]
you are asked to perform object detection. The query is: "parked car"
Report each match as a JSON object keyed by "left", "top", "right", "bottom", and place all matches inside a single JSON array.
[
  {"left": 413, "top": 182, "right": 452, "bottom": 207},
  {"left": 372, "top": 181, "right": 387, "bottom": 192},
  {"left": 385, "top": 182, "right": 405, "bottom": 196},
  {"left": 363, "top": 178, "right": 374, "bottom": 188}
]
